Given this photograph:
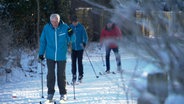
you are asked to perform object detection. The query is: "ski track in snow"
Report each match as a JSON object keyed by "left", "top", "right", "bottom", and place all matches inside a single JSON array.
[{"left": 0, "top": 45, "right": 145, "bottom": 104}]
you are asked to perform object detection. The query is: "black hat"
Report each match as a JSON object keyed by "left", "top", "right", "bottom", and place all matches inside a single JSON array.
[{"left": 71, "top": 15, "right": 78, "bottom": 22}]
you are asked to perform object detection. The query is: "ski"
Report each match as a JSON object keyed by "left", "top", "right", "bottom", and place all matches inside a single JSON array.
[
  {"left": 67, "top": 81, "right": 80, "bottom": 85},
  {"left": 99, "top": 69, "right": 124, "bottom": 76},
  {"left": 70, "top": 81, "right": 81, "bottom": 85},
  {"left": 59, "top": 99, "right": 66, "bottom": 104},
  {"left": 99, "top": 71, "right": 116, "bottom": 76},
  {"left": 71, "top": 82, "right": 80, "bottom": 85},
  {"left": 39, "top": 99, "right": 67, "bottom": 104},
  {"left": 39, "top": 99, "right": 56, "bottom": 104}
]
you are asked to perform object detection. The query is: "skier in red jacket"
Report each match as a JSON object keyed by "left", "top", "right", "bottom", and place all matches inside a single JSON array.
[{"left": 100, "top": 21, "right": 122, "bottom": 73}]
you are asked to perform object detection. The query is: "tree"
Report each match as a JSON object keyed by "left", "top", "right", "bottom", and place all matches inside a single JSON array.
[
  {"left": 0, "top": 0, "right": 71, "bottom": 49},
  {"left": 0, "top": 18, "right": 13, "bottom": 68},
  {"left": 0, "top": 0, "right": 71, "bottom": 77},
  {"left": 109, "top": 0, "right": 184, "bottom": 103}
]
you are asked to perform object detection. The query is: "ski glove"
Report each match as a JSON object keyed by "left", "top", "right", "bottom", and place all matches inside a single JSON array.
[
  {"left": 68, "top": 27, "right": 73, "bottom": 37},
  {"left": 83, "top": 42, "right": 86, "bottom": 48},
  {"left": 39, "top": 55, "right": 44, "bottom": 61}
]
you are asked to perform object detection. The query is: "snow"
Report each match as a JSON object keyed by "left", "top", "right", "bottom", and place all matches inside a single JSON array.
[
  {"left": 165, "top": 94, "right": 184, "bottom": 104},
  {"left": 0, "top": 42, "right": 175, "bottom": 104}
]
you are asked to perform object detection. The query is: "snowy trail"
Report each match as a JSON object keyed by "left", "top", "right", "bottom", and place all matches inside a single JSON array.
[
  {"left": 0, "top": 45, "right": 144, "bottom": 104},
  {"left": 0, "top": 72, "right": 137, "bottom": 104}
]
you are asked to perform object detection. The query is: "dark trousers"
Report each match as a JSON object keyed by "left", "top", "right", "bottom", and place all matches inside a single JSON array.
[
  {"left": 71, "top": 50, "right": 84, "bottom": 78},
  {"left": 46, "top": 59, "right": 67, "bottom": 95},
  {"left": 105, "top": 47, "right": 121, "bottom": 71}
]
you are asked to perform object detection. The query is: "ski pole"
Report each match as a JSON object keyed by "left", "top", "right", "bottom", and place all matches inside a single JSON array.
[
  {"left": 40, "top": 60, "right": 44, "bottom": 98},
  {"left": 84, "top": 49, "right": 99, "bottom": 78},
  {"left": 101, "top": 52, "right": 105, "bottom": 66},
  {"left": 98, "top": 45, "right": 105, "bottom": 66},
  {"left": 73, "top": 80, "right": 76, "bottom": 100}
]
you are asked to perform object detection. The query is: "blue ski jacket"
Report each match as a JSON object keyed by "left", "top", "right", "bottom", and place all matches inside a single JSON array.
[
  {"left": 39, "top": 22, "right": 70, "bottom": 61},
  {"left": 70, "top": 23, "right": 88, "bottom": 50}
]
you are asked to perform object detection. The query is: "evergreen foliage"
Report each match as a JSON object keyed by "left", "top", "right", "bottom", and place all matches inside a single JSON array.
[{"left": 0, "top": 0, "right": 71, "bottom": 48}]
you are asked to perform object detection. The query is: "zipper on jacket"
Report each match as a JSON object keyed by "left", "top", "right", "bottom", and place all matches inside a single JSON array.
[{"left": 55, "top": 28, "right": 57, "bottom": 61}]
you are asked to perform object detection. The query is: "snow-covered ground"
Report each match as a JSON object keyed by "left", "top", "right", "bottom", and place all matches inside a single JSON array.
[{"left": 0, "top": 42, "right": 151, "bottom": 104}]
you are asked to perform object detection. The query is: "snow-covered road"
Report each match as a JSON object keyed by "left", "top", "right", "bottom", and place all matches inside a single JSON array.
[{"left": 0, "top": 43, "right": 146, "bottom": 104}]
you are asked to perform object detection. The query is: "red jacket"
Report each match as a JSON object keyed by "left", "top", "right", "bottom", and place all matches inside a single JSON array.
[{"left": 100, "top": 24, "right": 122, "bottom": 48}]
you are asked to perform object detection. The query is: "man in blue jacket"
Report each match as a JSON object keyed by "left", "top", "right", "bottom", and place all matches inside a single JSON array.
[
  {"left": 70, "top": 15, "right": 88, "bottom": 83},
  {"left": 38, "top": 14, "right": 72, "bottom": 103}
]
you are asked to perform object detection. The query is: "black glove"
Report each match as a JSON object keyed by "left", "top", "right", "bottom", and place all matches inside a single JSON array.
[
  {"left": 83, "top": 43, "right": 86, "bottom": 48},
  {"left": 68, "top": 28, "right": 73, "bottom": 37},
  {"left": 39, "top": 55, "right": 44, "bottom": 61}
]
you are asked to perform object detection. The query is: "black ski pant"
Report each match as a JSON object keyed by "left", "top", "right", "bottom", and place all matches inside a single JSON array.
[
  {"left": 71, "top": 50, "right": 84, "bottom": 79},
  {"left": 46, "top": 59, "right": 67, "bottom": 95},
  {"left": 105, "top": 47, "right": 121, "bottom": 71}
]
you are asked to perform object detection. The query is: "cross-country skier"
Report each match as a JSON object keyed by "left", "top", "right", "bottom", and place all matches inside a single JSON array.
[
  {"left": 38, "top": 13, "right": 73, "bottom": 103},
  {"left": 69, "top": 15, "right": 88, "bottom": 83},
  {"left": 100, "top": 20, "right": 122, "bottom": 73}
]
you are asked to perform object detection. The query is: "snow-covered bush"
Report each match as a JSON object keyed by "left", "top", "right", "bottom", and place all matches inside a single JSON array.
[{"left": 109, "top": 0, "right": 184, "bottom": 104}]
